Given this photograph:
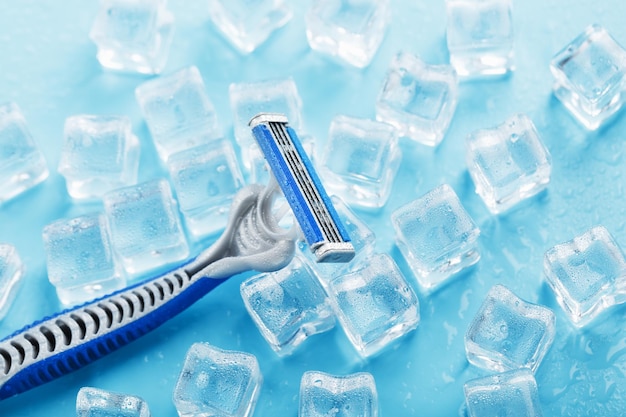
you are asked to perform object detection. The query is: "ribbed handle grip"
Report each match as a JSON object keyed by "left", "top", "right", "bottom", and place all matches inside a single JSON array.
[{"left": 0, "top": 267, "right": 227, "bottom": 400}]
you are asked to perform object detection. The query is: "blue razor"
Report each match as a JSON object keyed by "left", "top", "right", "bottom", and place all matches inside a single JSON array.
[{"left": 0, "top": 114, "right": 354, "bottom": 400}]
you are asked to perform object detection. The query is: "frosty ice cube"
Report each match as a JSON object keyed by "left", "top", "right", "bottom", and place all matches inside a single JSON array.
[
  {"left": 544, "top": 226, "right": 626, "bottom": 327},
  {"left": 465, "top": 285, "right": 556, "bottom": 373},
  {"left": 229, "top": 78, "right": 302, "bottom": 171},
  {"left": 0, "top": 244, "right": 24, "bottom": 320},
  {"left": 321, "top": 115, "right": 400, "bottom": 210},
  {"left": 173, "top": 343, "right": 262, "bottom": 417},
  {"left": 299, "top": 371, "right": 378, "bottom": 417},
  {"left": 135, "top": 66, "right": 221, "bottom": 161},
  {"left": 466, "top": 114, "right": 552, "bottom": 214},
  {"left": 208, "top": 0, "right": 292, "bottom": 54},
  {"left": 103, "top": 179, "right": 189, "bottom": 276},
  {"left": 240, "top": 256, "right": 335, "bottom": 356},
  {"left": 376, "top": 53, "right": 459, "bottom": 146},
  {"left": 167, "top": 140, "right": 244, "bottom": 238},
  {"left": 305, "top": 0, "right": 391, "bottom": 68},
  {"left": 76, "top": 386, "right": 151, "bottom": 417},
  {"left": 43, "top": 213, "right": 125, "bottom": 306},
  {"left": 89, "top": 0, "right": 174, "bottom": 74},
  {"left": 392, "top": 184, "right": 480, "bottom": 291},
  {"left": 0, "top": 102, "right": 49, "bottom": 204},
  {"left": 299, "top": 196, "right": 376, "bottom": 286},
  {"left": 550, "top": 24, "right": 626, "bottom": 130},
  {"left": 445, "top": 0, "right": 514, "bottom": 78},
  {"left": 327, "top": 253, "right": 419, "bottom": 357},
  {"left": 464, "top": 369, "right": 543, "bottom": 417},
  {"left": 58, "top": 115, "right": 140, "bottom": 200}
]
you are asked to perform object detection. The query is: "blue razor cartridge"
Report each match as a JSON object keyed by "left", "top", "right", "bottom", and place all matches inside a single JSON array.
[{"left": 249, "top": 113, "right": 355, "bottom": 263}]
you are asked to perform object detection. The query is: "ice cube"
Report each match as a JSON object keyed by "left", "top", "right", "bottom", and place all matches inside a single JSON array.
[
  {"left": 550, "top": 24, "right": 626, "bottom": 130},
  {"left": 445, "top": 0, "right": 514, "bottom": 78},
  {"left": 0, "top": 102, "right": 49, "bottom": 204},
  {"left": 103, "top": 179, "right": 189, "bottom": 277},
  {"left": 208, "top": 0, "right": 292, "bottom": 54},
  {"left": 544, "top": 225, "right": 626, "bottom": 327},
  {"left": 58, "top": 115, "right": 140, "bottom": 200},
  {"left": 89, "top": 0, "right": 174, "bottom": 74},
  {"left": 173, "top": 343, "right": 262, "bottom": 417},
  {"left": 240, "top": 256, "right": 335, "bottom": 356},
  {"left": 0, "top": 244, "right": 24, "bottom": 320},
  {"left": 76, "top": 386, "right": 151, "bottom": 417},
  {"left": 465, "top": 285, "right": 556, "bottom": 373},
  {"left": 464, "top": 369, "right": 543, "bottom": 417},
  {"left": 321, "top": 115, "right": 400, "bottom": 210},
  {"left": 466, "top": 114, "right": 552, "bottom": 214},
  {"left": 376, "top": 53, "right": 459, "bottom": 146},
  {"left": 305, "top": 0, "right": 391, "bottom": 68},
  {"left": 229, "top": 78, "right": 302, "bottom": 171},
  {"left": 167, "top": 140, "right": 244, "bottom": 238},
  {"left": 135, "top": 66, "right": 221, "bottom": 161},
  {"left": 299, "top": 371, "right": 378, "bottom": 417},
  {"left": 391, "top": 184, "right": 480, "bottom": 292},
  {"left": 327, "top": 253, "right": 419, "bottom": 357},
  {"left": 43, "top": 213, "right": 125, "bottom": 306}
]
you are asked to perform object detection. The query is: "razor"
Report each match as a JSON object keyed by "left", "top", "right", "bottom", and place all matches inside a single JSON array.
[{"left": 0, "top": 114, "right": 354, "bottom": 400}]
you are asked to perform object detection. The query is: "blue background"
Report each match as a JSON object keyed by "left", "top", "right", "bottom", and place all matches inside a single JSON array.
[{"left": 2, "top": 0, "right": 626, "bottom": 416}]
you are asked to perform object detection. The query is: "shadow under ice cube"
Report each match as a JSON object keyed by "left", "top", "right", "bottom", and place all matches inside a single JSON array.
[
  {"left": 392, "top": 184, "right": 480, "bottom": 292},
  {"left": 173, "top": 343, "right": 262, "bottom": 417},
  {"left": 376, "top": 53, "right": 458, "bottom": 146},
  {"left": 0, "top": 102, "right": 49, "bottom": 204},
  {"left": 327, "top": 253, "right": 420, "bottom": 358},
  {"left": 464, "top": 369, "right": 543, "bottom": 417},
  {"left": 58, "top": 115, "right": 140, "bottom": 200},
  {"left": 90, "top": 0, "right": 174, "bottom": 74},
  {"left": 544, "top": 225, "right": 626, "bottom": 327},
  {"left": 466, "top": 114, "right": 551, "bottom": 214},
  {"left": 240, "top": 256, "right": 335, "bottom": 356},
  {"left": 445, "top": 0, "right": 514, "bottom": 78},
  {"left": 465, "top": 285, "right": 556, "bottom": 373},
  {"left": 299, "top": 371, "right": 378, "bottom": 417},
  {"left": 305, "top": 0, "right": 391, "bottom": 68},
  {"left": 550, "top": 24, "right": 626, "bottom": 130}
]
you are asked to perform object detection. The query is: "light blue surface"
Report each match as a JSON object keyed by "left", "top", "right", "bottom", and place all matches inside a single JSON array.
[{"left": 2, "top": 1, "right": 626, "bottom": 416}]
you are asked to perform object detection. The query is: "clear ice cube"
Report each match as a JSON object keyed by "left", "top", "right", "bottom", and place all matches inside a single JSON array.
[
  {"left": 135, "top": 66, "right": 221, "bottom": 161},
  {"left": 0, "top": 102, "right": 49, "bottom": 204},
  {"left": 229, "top": 78, "right": 302, "bottom": 171},
  {"left": 208, "top": 0, "right": 292, "bottom": 54},
  {"left": 0, "top": 244, "right": 24, "bottom": 320},
  {"left": 89, "top": 0, "right": 174, "bottom": 74},
  {"left": 167, "top": 140, "right": 244, "bottom": 238},
  {"left": 327, "top": 253, "right": 420, "bottom": 358},
  {"left": 305, "top": 0, "right": 391, "bottom": 68},
  {"left": 466, "top": 114, "right": 552, "bottom": 214},
  {"left": 544, "top": 225, "right": 626, "bottom": 327},
  {"left": 299, "top": 371, "right": 378, "bottom": 417},
  {"left": 445, "top": 0, "right": 514, "bottom": 78},
  {"left": 464, "top": 369, "right": 543, "bottom": 417},
  {"left": 76, "top": 386, "right": 151, "bottom": 417},
  {"left": 58, "top": 115, "right": 140, "bottom": 200},
  {"left": 376, "top": 53, "right": 459, "bottom": 146},
  {"left": 550, "top": 24, "right": 626, "bottom": 130},
  {"left": 240, "top": 256, "right": 335, "bottom": 356},
  {"left": 391, "top": 184, "right": 480, "bottom": 292},
  {"left": 321, "top": 115, "right": 400, "bottom": 210},
  {"left": 465, "top": 284, "right": 556, "bottom": 373},
  {"left": 299, "top": 196, "right": 376, "bottom": 287},
  {"left": 173, "top": 343, "right": 262, "bottom": 417},
  {"left": 43, "top": 213, "right": 125, "bottom": 306},
  {"left": 103, "top": 179, "right": 189, "bottom": 277}
]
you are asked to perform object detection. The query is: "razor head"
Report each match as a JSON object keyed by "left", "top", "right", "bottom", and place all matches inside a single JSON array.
[{"left": 249, "top": 113, "right": 355, "bottom": 263}]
